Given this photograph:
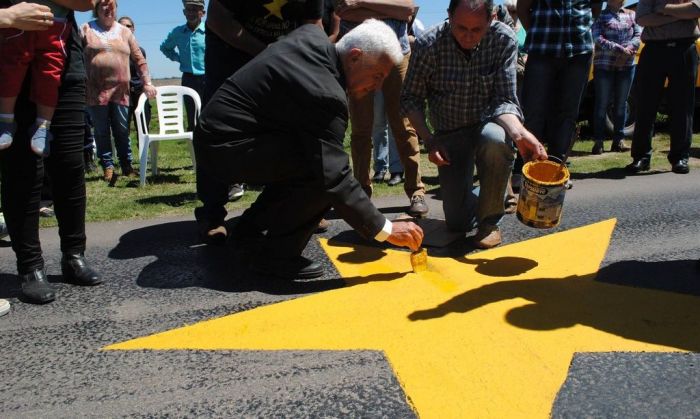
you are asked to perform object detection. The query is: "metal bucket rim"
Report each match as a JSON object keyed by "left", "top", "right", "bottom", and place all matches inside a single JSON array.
[{"left": 522, "top": 159, "right": 570, "bottom": 187}]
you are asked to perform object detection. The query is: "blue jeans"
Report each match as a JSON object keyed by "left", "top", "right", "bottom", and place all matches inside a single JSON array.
[
  {"left": 521, "top": 53, "right": 592, "bottom": 160},
  {"left": 436, "top": 122, "right": 515, "bottom": 232},
  {"left": 372, "top": 92, "right": 403, "bottom": 174},
  {"left": 88, "top": 103, "right": 131, "bottom": 169},
  {"left": 593, "top": 67, "right": 635, "bottom": 142}
]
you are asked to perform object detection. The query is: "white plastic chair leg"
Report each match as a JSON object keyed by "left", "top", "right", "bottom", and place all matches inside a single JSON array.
[{"left": 139, "top": 138, "right": 150, "bottom": 186}]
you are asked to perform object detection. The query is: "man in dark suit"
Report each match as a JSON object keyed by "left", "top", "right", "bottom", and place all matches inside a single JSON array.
[{"left": 195, "top": 19, "right": 424, "bottom": 279}]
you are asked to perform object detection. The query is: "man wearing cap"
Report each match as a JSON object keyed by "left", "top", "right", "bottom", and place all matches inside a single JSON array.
[
  {"left": 194, "top": 0, "right": 324, "bottom": 245},
  {"left": 160, "top": 0, "right": 206, "bottom": 132}
]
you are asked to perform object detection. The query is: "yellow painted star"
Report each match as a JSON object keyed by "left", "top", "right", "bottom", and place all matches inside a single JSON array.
[
  {"left": 105, "top": 219, "right": 700, "bottom": 418},
  {"left": 263, "top": 0, "right": 287, "bottom": 20}
]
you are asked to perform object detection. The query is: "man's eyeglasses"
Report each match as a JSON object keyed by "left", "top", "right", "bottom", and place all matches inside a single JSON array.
[{"left": 123, "top": 24, "right": 133, "bottom": 28}]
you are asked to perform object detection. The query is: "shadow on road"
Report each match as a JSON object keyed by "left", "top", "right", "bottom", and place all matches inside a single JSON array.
[{"left": 407, "top": 259, "right": 700, "bottom": 351}]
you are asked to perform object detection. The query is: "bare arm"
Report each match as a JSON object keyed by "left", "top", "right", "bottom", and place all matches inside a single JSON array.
[
  {"left": 0, "top": 2, "right": 52, "bottom": 30},
  {"left": 207, "top": 0, "right": 266, "bottom": 57},
  {"left": 495, "top": 113, "right": 548, "bottom": 162},
  {"left": 517, "top": 0, "right": 534, "bottom": 31},
  {"left": 655, "top": 1, "right": 700, "bottom": 19}
]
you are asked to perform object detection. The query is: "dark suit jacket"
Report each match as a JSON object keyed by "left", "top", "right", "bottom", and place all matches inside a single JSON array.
[{"left": 197, "top": 24, "right": 386, "bottom": 240}]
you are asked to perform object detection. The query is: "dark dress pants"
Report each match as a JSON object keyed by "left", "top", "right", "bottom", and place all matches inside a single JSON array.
[
  {"left": 181, "top": 72, "right": 206, "bottom": 132},
  {"left": 0, "top": 78, "right": 87, "bottom": 274},
  {"left": 519, "top": 53, "right": 592, "bottom": 167},
  {"left": 194, "top": 28, "right": 254, "bottom": 226},
  {"left": 631, "top": 40, "right": 697, "bottom": 163},
  {"left": 195, "top": 133, "right": 330, "bottom": 258}
]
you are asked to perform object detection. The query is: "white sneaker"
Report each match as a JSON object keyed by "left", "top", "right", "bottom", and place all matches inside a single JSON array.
[
  {"left": 0, "top": 299, "right": 9, "bottom": 317},
  {"left": 0, "top": 212, "right": 8, "bottom": 239}
]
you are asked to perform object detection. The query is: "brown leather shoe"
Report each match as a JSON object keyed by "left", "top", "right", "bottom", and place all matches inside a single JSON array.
[
  {"left": 315, "top": 218, "right": 330, "bottom": 234},
  {"left": 407, "top": 195, "right": 429, "bottom": 217},
  {"left": 103, "top": 166, "right": 114, "bottom": 182},
  {"left": 473, "top": 227, "right": 502, "bottom": 249},
  {"left": 122, "top": 163, "right": 138, "bottom": 178},
  {"left": 198, "top": 223, "right": 228, "bottom": 245}
]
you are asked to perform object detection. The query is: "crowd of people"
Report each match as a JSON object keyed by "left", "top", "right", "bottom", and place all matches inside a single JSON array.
[{"left": 1, "top": 0, "right": 699, "bottom": 315}]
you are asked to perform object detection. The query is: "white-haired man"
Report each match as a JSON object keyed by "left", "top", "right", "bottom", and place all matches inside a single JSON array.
[
  {"left": 195, "top": 20, "right": 424, "bottom": 279},
  {"left": 401, "top": 0, "right": 547, "bottom": 249}
]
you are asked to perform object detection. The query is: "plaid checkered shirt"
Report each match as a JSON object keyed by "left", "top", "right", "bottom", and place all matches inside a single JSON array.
[
  {"left": 591, "top": 8, "right": 641, "bottom": 70},
  {"left": 524, "top": 0, "right": 599, "bottom": 57},
  {"left": 401, "top": 21, "right": 522, "bottom": 133}
]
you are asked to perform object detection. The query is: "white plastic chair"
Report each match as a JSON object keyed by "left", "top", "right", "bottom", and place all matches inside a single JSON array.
[{"left": 135, "top": 85, "right": 200, "bottom": 186}]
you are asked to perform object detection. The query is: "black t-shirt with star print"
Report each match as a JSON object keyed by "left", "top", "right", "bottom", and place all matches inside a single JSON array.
[{"left": 220, "top": 0, "right": 323, "bottom": 45}]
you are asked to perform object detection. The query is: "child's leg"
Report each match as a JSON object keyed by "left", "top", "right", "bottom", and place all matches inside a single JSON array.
[
  {"left": 29, "top": 22, "right": 69, "bottom": 157},
  {"left": 29, "top": 104, "right": 55, "bottom": 156},
  {"left": 0, "top": 97, "right": 18, "bottom": 150}
]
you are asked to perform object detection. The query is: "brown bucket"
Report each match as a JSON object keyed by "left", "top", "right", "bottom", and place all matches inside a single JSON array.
[{"left": 516, "top": 160, "right": 570, "bottom": 229}]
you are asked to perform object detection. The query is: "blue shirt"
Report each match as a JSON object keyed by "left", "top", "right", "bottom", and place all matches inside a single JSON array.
[{"left": 160, "top": 21, "right": 206, "bottom": 75}]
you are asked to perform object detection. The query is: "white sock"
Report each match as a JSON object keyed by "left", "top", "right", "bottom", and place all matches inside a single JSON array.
[
  {"left": 35, "top": 118, "right": 50, "bottom": 128},
  {"left": 0, "top": 113, "right": 14, "bottom": 122}
]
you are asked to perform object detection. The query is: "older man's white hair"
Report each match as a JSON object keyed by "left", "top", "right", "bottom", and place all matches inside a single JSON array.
[
  {"left": 336, "top": 19, "right": 403, "bottom": 66},
  {"left": 503, "top": 0, "right": 517, "bottom": 10}
]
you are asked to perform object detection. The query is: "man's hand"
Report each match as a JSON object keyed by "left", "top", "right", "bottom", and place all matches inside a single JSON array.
[
  {"left": 3, "top": 3, "right": 53, "bottom": 31},
  {"left": 514, "top": 130, "right": 548, "bottom": 162},
  {"left": 386, "top": 220, "right": 424, "bottom": 252}
]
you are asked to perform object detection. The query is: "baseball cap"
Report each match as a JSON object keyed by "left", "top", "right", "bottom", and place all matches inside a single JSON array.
[{"left": 183, "top": 0, "right": 205, "bottom": 8}]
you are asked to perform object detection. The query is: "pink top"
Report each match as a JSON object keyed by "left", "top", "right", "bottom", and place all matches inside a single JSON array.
[{"left": 82, "top": 20, "right": 151, "bottom": 106}]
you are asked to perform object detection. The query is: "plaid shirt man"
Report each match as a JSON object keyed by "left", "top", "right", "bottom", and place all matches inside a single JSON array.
[
  {"left": 401, "top": 20, "right": 521, "bottom": 133},
  {"left": 592, "top": 8, "right": 641, "bottom": 70},
  {"left": 525, "top": 0, "right": 600, "bottom": 57}
]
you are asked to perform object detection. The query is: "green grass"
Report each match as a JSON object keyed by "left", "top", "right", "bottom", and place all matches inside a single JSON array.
[{"left": 37, "top": 108, "right": 700, "bottom": 227}]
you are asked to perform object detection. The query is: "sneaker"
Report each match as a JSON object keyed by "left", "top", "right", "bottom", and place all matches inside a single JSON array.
[
  {"left": 473, "top": 227, "right": 502, "bottom": 249},
  {"left": 387, "top": 172, "right": 404, "bottom": 186},
  {"left": 0, "top": 120, "right": 16, "bottom": 150},
  {"left": 228, "top": 183, "right": 245, "bottom": 201},
  {"left": 372, "top": 169, "right": 387, "bottom": 183},
  {"left": 0, "top": 212, "right": 8, "bottom": 239},
  {"left": 407, "top": 195, "right": 429, "bottom": 217},
  {"left": 0, "top": 299, "right": 9, "bottom": 317},
  {"left": 39, "top": 206, "right": 55, "bottom": 218},
  {"left": 30, "top": 123, "right": 52, "bottom": 157}
]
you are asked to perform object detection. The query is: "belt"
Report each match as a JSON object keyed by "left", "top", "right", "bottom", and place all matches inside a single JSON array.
[{"left": 644, "top": 37, "right": 697, "bottom": 47}]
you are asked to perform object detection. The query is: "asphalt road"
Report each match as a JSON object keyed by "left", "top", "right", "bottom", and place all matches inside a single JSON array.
[{"left": 0, "top": 169, "right": 698, "bottom": 417}]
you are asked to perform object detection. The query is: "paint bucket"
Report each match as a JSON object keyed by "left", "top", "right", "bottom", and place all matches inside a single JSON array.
[{"left": 516, "top": 159, "right": 570, "bottom": 229}]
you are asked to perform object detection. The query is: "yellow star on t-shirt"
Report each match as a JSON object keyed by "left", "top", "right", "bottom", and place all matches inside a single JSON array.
[{"left": 264, "top": 0, "right": 287, "bottom": 20}]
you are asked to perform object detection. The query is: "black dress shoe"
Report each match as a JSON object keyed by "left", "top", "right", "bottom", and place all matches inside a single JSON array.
[
  {"left": 610, "top": 140, "right": 630, "bottom": 152},
  {"left": 387, "top": 172, "right": 404, "bottom": 186},
  {"left": 251, "top": 255, "right": 324, "bottom": 279},
  {"left": 20, "top": 269, "right": 56, "bottom": 304},
  {"left": 625, "top": 158, "right": 650, "bottom": 173},
  {"left": 61, "top": 254, "right": 103, "bottom": 286},
  {"left": 591, "top": 141, "right": 603, "bottom": 155},
  {"left": 671, "top": 159, "right": 689, "bottom": 174}
]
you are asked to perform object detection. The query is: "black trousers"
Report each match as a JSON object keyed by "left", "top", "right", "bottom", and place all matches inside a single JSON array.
[
  {"left": 194, "top": 28, "right": 255, "bottom": 226},
  {"left": 195, "top": 131, "right": 329, "bottom": 258},
  {"left": 181, "top": 72, "right": 206, "bottom": 132},
  {"left": 631, "top": 39, "right": 697, "bottom": 163},
  {"left": 0, "top": 78, "right": 87, "bottom": 274}
]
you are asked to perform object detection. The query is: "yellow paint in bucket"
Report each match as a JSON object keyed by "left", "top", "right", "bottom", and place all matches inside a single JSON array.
[{"left": 516, "top": 160, "right": 570, "bottom": 229}]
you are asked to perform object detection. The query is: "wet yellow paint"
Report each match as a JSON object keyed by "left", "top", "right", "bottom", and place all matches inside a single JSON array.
[{"left": 105, "top": 219, "right": 700, "bottom": 418}]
